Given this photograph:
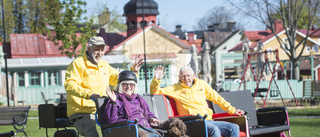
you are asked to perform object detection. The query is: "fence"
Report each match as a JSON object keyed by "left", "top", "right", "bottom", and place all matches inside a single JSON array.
[
  {"left": 304, "top": 80, "right": 320, "bottom": 97},
  {"left": 222, "top": 80, "right": 304, "bottom": 99},
  {"left": 2, "top": 79, "right": 319, "bottom": 105}
]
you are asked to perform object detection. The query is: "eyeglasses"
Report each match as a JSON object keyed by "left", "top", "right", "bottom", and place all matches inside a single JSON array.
[{"left": 122, "top": 83, "right": 135, "bottom": 87}]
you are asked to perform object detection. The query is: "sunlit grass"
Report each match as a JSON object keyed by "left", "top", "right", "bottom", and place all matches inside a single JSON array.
[{"left": 0, "top": 108, "right": 319, "bottom": 137}]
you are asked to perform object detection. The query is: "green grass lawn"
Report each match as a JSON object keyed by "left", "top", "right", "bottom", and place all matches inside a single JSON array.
[
  {"left": 287, "top": 118, "right": 320, "bottom": 137},
  {"left": 287, "top": 107, "right": 320, "bottom": 116},
  {"left": 0, "top": 108, "right": 319, "bottom": 137},
  {"left": 0, "top": 110, "right": 102, "bottom": 137},
  {"left": 285, "top": 108, "right": 320, "bottom": 137}
]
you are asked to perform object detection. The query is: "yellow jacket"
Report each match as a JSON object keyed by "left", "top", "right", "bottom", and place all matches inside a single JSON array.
[
  {"left": 150, "top": 78, "right": 235, "bottom": 120},
  {"left": 64, "top": 53, "right": 119, "bottom": 116}
]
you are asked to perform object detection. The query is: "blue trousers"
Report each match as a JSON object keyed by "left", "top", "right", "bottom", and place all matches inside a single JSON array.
[{"left": 206, "top": 120, "right": 239, "bottom": 137}]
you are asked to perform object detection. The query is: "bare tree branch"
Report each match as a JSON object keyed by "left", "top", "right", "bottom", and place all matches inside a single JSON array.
[{"left": 228, "top": 0, "right": 320, "bottom": 79}]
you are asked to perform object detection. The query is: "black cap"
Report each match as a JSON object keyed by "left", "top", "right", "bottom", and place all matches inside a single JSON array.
[{"left": 118, "top": 70, "right": 137, "bottom": 84}]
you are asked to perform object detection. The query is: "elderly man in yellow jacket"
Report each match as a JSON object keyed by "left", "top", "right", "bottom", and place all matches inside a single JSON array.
[
  {"left": 150, "top": 65, "right": 244, "bottom": 137},
  {"left": 64, "top": 36, "right": 143, "bottom": 137}
]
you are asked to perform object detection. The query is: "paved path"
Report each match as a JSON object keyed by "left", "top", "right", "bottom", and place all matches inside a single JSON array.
[{"left": 290, "top": 116, "right": 320, "bottom": 119}]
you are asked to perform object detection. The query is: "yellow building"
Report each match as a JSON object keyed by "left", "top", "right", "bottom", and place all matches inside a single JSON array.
[{"left": 99, "top": 0, "right": 192, "bottom": 93}]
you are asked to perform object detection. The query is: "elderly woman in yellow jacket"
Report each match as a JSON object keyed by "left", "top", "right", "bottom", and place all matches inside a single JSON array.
[
  {"left": 150, "top": 65, "right": 244, "bottom": 137},
  {"left": 64, "top": 36, "right": 143, "bottom": 137}
]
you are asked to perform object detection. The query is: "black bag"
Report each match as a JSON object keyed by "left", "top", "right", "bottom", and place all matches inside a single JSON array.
[{"left": 54, "top": 129, "right": 77, "bottom": 137}]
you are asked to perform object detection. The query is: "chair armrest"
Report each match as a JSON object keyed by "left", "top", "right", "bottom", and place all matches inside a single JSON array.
[
  {"left": 12, "top": 114, "right": 28, "bottom": 126},
  {"left": 256, "top": 107, "right": 289, "bottom": 126},
  {"left": 212, "top": 113, "right": 240, "bottom": 118},
  {"left": 101, "top": 120, "right": 138, "bottom": 129},
  {"left": 170, "top": 114, "right": 207, "bottom": 121}
]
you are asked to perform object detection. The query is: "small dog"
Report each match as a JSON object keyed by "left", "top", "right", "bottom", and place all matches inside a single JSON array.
[{"left": 159, "top": 118, "right": 189, "bottom": 137}]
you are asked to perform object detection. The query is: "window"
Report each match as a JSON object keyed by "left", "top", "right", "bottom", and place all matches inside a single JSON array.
[
  {"left": 306, "top": 47, "right": 311, "bottom": 53},
  {"left": 128, "top": 21, "right": 136, "bottom": 30},
  {"left": 282, "top": 37, "right": 290, "bottom": 53},
  {"left": 139, "top": 65, "right": 170, "bottom": 80},
  {"left": 140, "top": 20, "right": 147, "bottom": 28},
  {"left": 29, "top": 70, "right": 42, "bottom": 87},
  {"left": 17, "top": 71, "right": 25, "bottom": 87},
  {"left": 48, "top": 69, "right": 60, "bottom": 86},
  {"left": 139, "top": 66, "right": 153, "bottom": 80}
]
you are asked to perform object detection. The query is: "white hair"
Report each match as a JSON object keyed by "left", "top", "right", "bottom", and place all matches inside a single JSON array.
[
  {"left": 179, "top": 66, "right": 194, "bottom": 76},
  {"left": 115, "top": 80, "right": 138, "bottom": 93}
]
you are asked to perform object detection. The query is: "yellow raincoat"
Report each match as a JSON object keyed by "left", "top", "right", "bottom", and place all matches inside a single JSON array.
[
  {"left": 64, "top": 53, "right": 119, "bottom": 116},
  {"left": 150, "top": 78, "right": 236, "bottom": 120}
]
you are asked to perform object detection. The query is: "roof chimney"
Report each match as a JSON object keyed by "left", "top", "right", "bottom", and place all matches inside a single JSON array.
[
  {"left": 175, "top": 25, "right": 182, "bottom": 32},
  {"left": 213, "top": 23, "right": 220, "bottom": 32},
  {"left": 274, "top": 20, "right": 284, "bottom": 31},
  {"left": 188, "top": 33, "right": 195, "bottom": 43},
  {"left": 208, "top": 25, "right": 214, "bottom": 31},
  {"left": 227, "top": 21, "right": 236, "bottom": 31},
  {"left": 98, "top": 8, "right": 111, "bottom": 25}
]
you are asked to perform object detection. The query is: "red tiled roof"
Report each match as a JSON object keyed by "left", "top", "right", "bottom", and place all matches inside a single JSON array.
[
  {"left": 228, "top": 42, "right": 243, "bottom": 52},
  {"left": 230, "top": 29, "right": 284, "bottom": 52},
  {"left": 250, "top": 29, "right": 285, "bottom": 49},
  {"left": 181, "top": 39, "right": 203, "bottom": 53},
  {"left": 180, "top": 40, "right": 191, "bottom": 46},
  {"left": 299, "top": 29, "right": 320, "bottom": 37},
  {"left": 99, "top": 31, "right": 127, "bottom": 52},
  {"left": 105, "top": 26, "right": 146, "bottom": 53},
  {"left": 244, "top": 30, "right": 271, "bottom": 40},
  {"left": 10, "top": 34, "right": 65, "bottom": 58},
  {"left": 9, "top": 33, "right": 88, "bottom": 58}
]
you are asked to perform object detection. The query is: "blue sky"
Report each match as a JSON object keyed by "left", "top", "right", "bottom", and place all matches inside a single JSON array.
[{"left": 84, "top": 0, "right": 230, "bottom": 32}]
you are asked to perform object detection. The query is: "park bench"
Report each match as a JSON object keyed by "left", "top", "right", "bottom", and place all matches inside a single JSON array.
[
  {"left": 0, "top": 106, "right": 31, "bottom": 137},
  {"left": 38, "top": 103, "right": 75, "bottom": 137}
]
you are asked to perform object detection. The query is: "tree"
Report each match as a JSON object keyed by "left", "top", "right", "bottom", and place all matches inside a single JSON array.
[
  {"left": 90, "top": 2, "right": 126, "bottom": 32},
  {"left": 107, "top": 8, "right": 126, "bottom": 32},
  {"left": 193, "top": 6, "right": 239, "bottom": 30},
  {"left": 46, "top": 0, "right": 94, "bottom": 58},
  {"left": 24, "top": 0, "right": 47, "bottom": 33},
  {"left": 1, "top": 0, "right": 61, "bottom": 37},
  {"left": 228, "top": 0, "right": 320, "bottom": 79},
  {"left": 13, "top": 0, "right": 26, "bottom": 34},
  {"left": 0, "top": 0, "right": 14, "bottom": 42}
]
